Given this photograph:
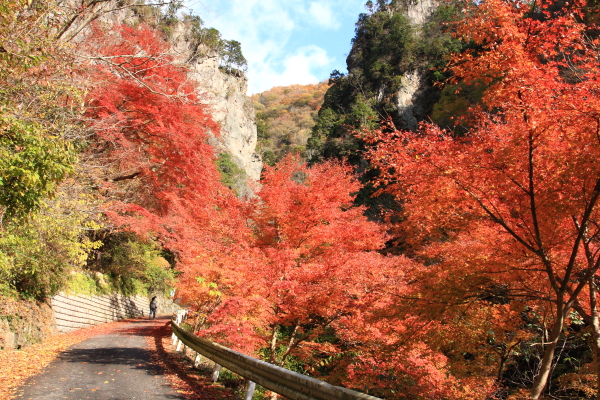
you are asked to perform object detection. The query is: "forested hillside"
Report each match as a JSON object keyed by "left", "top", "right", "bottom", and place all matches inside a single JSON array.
[
  {"left": 251, "top": 83, "right": 329, "bottom": 165},
  {"left": 3, "top": 0, "right": 600, "bottom": 399},
  {"left": 308, "top": 0, "right": 461, "bottom": 164}
]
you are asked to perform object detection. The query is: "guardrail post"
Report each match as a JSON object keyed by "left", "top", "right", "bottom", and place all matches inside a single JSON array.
[
  {"left": 176, "top": 339, "right": 184, "bottom": 352},
  {"left": 194, "top": 352, "right": 202, "bottom": 368},
  {"left": 244, "top": 380, "right": 256, "bottom": 400},
  {"left": 211, "top": 363, "right": 222, "bottom": 382}
]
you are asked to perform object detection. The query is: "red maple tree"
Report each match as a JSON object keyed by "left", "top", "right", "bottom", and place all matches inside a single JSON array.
[
  {"left": 364, "top": 0, "right": 600, "bottom": 397},
  {"left": 187, "top": 156, "right": 397, "bottom": 372}
]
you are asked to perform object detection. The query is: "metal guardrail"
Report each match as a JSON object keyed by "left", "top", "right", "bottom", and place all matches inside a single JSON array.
[{"left": 170, "top": 319, "right": 382, "bottom": 400}]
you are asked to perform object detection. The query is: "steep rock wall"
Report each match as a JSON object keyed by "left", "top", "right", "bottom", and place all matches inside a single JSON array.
[
  {"left": 345, "top": 0, "right": 440, "bottom": 131},
  {"left": 164, "top": 20, "right": 262, "bottom": 184},
  {"left": 400, "top": 0, "right": 438, "bottom": 26},
  {"left": 392, "top": 0, "right": 439, "bottom": 130}
]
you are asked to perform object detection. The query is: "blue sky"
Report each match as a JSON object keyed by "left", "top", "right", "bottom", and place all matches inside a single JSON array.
[{"left": 186, "top": 0, "right": 368, "bottom": 94}]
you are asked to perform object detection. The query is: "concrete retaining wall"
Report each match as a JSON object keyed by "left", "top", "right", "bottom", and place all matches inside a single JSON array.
[{"left": 51, "top": 293, "right": 148, "bottom": 333}]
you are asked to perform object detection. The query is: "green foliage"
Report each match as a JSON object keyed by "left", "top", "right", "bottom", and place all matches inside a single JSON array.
[
  {"left": 0, "top": 196, "right": 102, "bottom": 300},
  {"left": 352, "top": 12, "right": 415, "bottom": 91},
  {"left": 260, "top": 326, "right": 307, "bottom": 374},
  {"left": 431, "top": 81, "right": 487, "bottom": 133},
  {"left": 309, "top": 2, "right": 465, "bottom": 163},
  {"left": 65, "top": 271, "right": 103, "bottom": 296},
  {"left": 199, "top": 27, "right": 222, "bottom": 51},
  {"left": 0, "top": 115, "right": 75, "bottom": 218},
  {"left": 308, "top": 89, "right": 378, "bottom": 163},
  {"left": 92, "top": 233, "right": 175, "bottom": 296},
  {"left": 0, "top": 1, "right": 81, "bottom": 220},
  {"left": 418, "top": 8, "right": 465, "bottom": 83},
  {"left": 219, "top": 40, "right": 247, "bottom": 74},
  {"left": 184, "top": 15, "right": 248, "bottom": 74},
  {"left": 131, "top": 3, "right": 248, "bottom": 74},
  {"left": 0, "top": 0, "right": 94, "bottom": 300},
  {"left": 215, "top": 152, "right": 246, "bottom": 194},
  {"left": 144, "top": 259, "right": 177, "bottom": 295},
  {"left": 261, "top": 150, "right": 277, "bottom": 167},
  {"left": 256, "top": 118, "right": 271, "bottom": 141}
]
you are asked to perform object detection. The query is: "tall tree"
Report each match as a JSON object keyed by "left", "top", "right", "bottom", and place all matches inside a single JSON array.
[
  {"left": 247, "top": 156, "right": 393, "bottom": 366},
  {"left": 364, "top": 0, "right": 600, "bottom": 397},
  {"left": 0, "top": 0, "right": 79, "bottom": 219}
]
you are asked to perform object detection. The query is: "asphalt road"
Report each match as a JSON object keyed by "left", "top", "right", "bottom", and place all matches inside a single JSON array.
[{"left": 15, "top": 317, "right": 187, "bottom": 400}]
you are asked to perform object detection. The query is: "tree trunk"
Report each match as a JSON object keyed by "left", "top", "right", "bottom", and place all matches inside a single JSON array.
[
  {"left": 278, "top": 325, "right": 299, "bottom": 367},
  {"left": 268, "top": 326, "right": 279, "bottom": 400},
  {"left": 572, "top": 295, "right": 600, "bottom": 400},
  {"left": 530, "top": 310, "right": 565, "bottom": 399},
  {"left": 589, "top": 281, "right": 600, "bottom": 400},
  {"left": 57, "top": 1, "right": 111, "bottom": 42},
  {"left": 269, "top": 325, "right": 278, "bottom": 364}
]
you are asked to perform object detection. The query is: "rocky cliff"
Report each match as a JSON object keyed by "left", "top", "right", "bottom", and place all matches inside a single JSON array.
[
  {"left": 168, "top": 24, "right": 262, "bottom": 183},
  {"left": 346, "top": 0, "right": 440, "bottom": 131},
  {"left": 398, "top": 0, "right": 438, "bottom": 26},
  {"left": 309, "top": 0, "right": 455, "bottom": 161},
  {"left": 390, "top": 0, "right": 439, "bottom": 130}
]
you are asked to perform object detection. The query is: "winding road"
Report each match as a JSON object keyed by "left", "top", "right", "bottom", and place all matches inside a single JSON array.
[{"left": 15, "top": 317, "right": 187, "bottom": 400}]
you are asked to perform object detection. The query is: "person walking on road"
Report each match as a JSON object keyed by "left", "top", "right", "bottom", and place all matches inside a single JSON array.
[{"left": 149, "top": 296, "right": 158, "bottom": 319}]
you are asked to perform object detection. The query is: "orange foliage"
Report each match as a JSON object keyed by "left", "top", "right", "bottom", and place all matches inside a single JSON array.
[{"left": 364, "top": 0, "right": 600, "bottom": 397}]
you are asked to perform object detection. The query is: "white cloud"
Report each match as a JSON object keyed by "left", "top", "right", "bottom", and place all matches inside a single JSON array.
[
  {"left": 248, "top": 45, "right": 331, "bottom": 93},
  {"left": 188, "top": 0, "right": 367, "bottom": 94},
  {"left": 307, "top": 2, "right": 340, "bottom": 29},
  {"left": 199, "top": 0, "right": 295, "bottom": 44}
]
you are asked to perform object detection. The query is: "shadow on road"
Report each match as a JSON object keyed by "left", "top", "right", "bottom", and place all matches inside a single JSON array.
[{"left": 57, "top": 346, "right": 162, "bottom": 371}]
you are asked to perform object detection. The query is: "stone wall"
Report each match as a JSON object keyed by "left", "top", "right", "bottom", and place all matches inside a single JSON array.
[
  {"left": 0, "top": 297, "right": 57, "bottom": 350},
  {"left": 0, "top": 293, "right": 181, "bottom": 349},
  {"left": 51, "top": 292, "right": 181, "bottom": 333},
  {"left": 51, "top": 293, "right": 148, "bottom": 333}
]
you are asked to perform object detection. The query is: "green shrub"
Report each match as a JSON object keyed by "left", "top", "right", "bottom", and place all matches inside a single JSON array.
[
  {"left": 215, "top": 152, "right": 246, "bottom": 194},
  {"left": 91, "top": 233, "right": 175, "bottom": 297},
  {"left": 0, "top": 196, "right": 102, "bottom": 300},
  {"left": 65, "top": 271, "right": 101, "bottom": 296}
]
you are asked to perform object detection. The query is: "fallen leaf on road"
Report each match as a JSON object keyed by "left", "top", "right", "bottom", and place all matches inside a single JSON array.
[{"left": 0, "top": 319, "right": 133, "bottom": 400}]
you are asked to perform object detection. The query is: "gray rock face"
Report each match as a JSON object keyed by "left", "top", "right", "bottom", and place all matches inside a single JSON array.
[
  {"left": 167, "top": 22, "right": 262, "bottom": 183},
  {"left": 391, "top": 0, "right": 439, "bottom": 130},
  {"left": 394, "top": 70, "right": 426, "bottom": 131},
  {"left": 399, "top": 0, "right": 439, "bottom": 26},
  {"left": 188, "top": 52, "right": 262, "bottom": 183}
]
